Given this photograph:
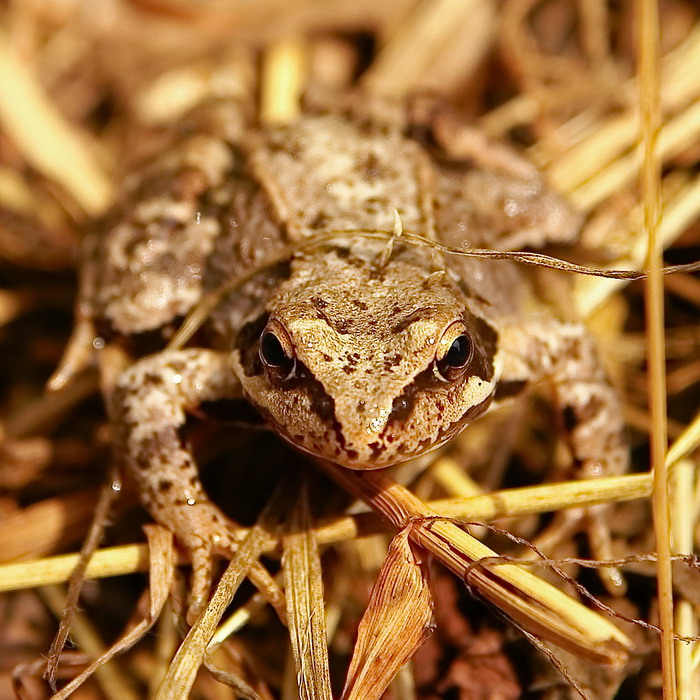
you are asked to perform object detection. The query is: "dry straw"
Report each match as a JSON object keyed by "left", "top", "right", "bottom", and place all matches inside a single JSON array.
[
  {"left": 0, "top": 473, "right": 652, "bottom": 593},
  {"left": 637, "top": 2, "right": 676, "bottom": 697}
]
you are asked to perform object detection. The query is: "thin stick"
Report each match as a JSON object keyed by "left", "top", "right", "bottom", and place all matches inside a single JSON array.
[
  {"left": 40, "top": 585, "right": 140, "bottom": 700},
  {"left": 48, "top": 526, "right": 176, "bottom": 700},
  {"left": 638, "top": 1, "right": 676, "bottom": 696}
]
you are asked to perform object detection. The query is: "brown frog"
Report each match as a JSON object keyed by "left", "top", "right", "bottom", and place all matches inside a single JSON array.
[{"left": 76, "top": 99, "right": 627, "bottom": 610}]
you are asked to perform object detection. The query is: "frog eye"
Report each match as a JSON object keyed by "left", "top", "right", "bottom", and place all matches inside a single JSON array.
[
  {"left": 434, "top": 323, "right": 473, "bottom": 382},
  {"left": 259, "top": 321, "right": 296, "bottom": 380}
]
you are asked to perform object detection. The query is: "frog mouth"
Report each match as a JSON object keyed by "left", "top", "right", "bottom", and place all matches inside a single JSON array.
[
  {"left": 248, "top": 380, "right": 493, "bottom": 470},
  {"left": 316, "top": 379, "right": 496, "bottom": 469},
  {"left": 241, "top": 349, "right": 498, "bottom": 468},
  {"left": 236, "top": 320, "right": 498, "bottom": 468}
]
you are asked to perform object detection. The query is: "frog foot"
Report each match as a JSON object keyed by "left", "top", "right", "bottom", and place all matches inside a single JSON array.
[
  {"left": 184, "top": 537, "right": 215, "bottom": 624},
  {"left": 177, "top": 522, "right": 246, "bottom": 624},
  {"left": 584, "top": 503, "right": 626, "bottom": 594}
]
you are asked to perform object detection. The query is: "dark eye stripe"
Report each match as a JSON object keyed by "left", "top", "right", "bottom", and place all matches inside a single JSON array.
[{"left": 468, "top": 317, "right": 498, "bottom": 382}]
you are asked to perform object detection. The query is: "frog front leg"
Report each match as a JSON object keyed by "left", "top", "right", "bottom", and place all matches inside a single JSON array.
[
  {"left": 498, "top": 317, "right": 628, "bottom": 592},
  {"left": 113, "top": 348, "right": 245, "bottom": 616}
]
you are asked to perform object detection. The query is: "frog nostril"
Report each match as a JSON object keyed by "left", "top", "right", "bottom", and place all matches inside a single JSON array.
[
  {"left": 315, "top": 394, "right": 335, "bottom": 421},
  {"left": 390, "top": 393, "right": 414, "bottom": 421}
]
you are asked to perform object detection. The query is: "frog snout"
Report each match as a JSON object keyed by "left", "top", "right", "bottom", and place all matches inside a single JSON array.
[{"left": 331, "top": 399, "right": 399, "bottom": 468}]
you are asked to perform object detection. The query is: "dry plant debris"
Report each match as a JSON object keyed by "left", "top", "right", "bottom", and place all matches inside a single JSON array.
[{"left": 0, "top": 1, "right": 699, "bottom": 698}]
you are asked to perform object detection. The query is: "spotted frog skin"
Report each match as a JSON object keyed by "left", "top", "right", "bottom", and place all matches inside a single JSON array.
[{"left": 78, "top": 99, "right": 627, "bottom": 607}]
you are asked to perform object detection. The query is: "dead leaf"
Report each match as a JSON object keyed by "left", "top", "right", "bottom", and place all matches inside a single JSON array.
[{"left": 342, "top": 526, "right": 435, "bottom": 700}]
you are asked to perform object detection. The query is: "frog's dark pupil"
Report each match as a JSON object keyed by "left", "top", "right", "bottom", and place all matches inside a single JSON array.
[
  {"left": 445, "top": 335, "right": 471, "bottom": 367},
  {"left": 260, "top": 332, "right": 288, "bottom": 367}
]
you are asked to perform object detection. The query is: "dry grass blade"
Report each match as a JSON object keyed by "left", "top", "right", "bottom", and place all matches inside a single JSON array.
[
  {"left": 150, "top": 602, "right": 179, "bottom": 697},
  {"left": 210, "top": 582, "right": 281, "bottom": 648},
  {"left": 0, "top": 166, "right": 35, "bottom": 213},
  {"left": 39, "top": 585, "right": 140, "bottom": 700},
  {"left": 0, "top": 543, "right": 152, "bottom": 592},
  {"left": 261, "top": 38, "right": 306, "bottom": 124},
  {"left": 202, "top": 658, "right": 263, "bottom": 700},
  {"left": 314, "top": 473, "right": 651, "bottom": 548},
  {"left": 44, "top": 468, "right": 121, "bottom": 690},
  {"left": 540, "top": 25, "right": 700, "bottom": 188},
  {"left": 320, "top": 462, "right": 632, "bottom": 666},
  {"left": 567, "top": 98, "right": 700, "bottom": 212},
  {"left": 49, "top": 524, "right": 176, "bottom": 699},
  {"left": 342, "top": 527, "right": 434, "bottom": 700},
  {"left": 0, "top": 488, "right": 99, "bottom": 562},
  {"left": 574, "top": 174, "right": 700, "bottom": 316},
  {"left": 363, "top": 0, "right": 494, "bottom": 95},
  {"left": 666, "top": 408, "right": 700, "bottom": 468},
  {"left": 0, "top": 33, "right": 112, "bottom": 215},
  {"left": 282, "top": 479, "right": 332, "bottom": 700},
  {"left": 424, "top": 473, "right": 652, "bottom": 522},
  {"left": 670, "top": 460, "right": 699, "bottom": 697}
]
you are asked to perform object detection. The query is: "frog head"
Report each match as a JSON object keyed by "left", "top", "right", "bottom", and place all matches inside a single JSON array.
[{"left": 233, "top": 248, "right": 499, "bottom": 469}]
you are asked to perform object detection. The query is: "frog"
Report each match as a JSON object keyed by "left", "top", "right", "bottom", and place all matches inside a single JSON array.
[{"left": 75, "top": 96, "right": 628, "bottom": 613}]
